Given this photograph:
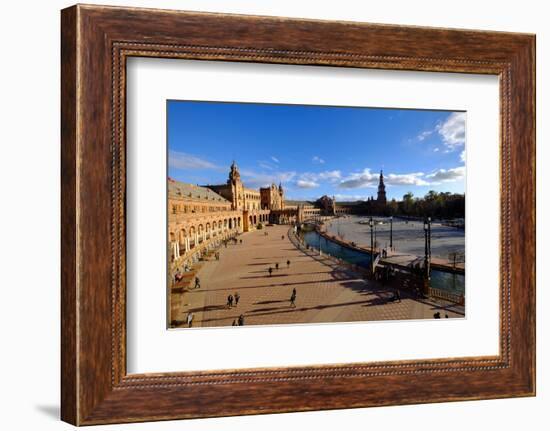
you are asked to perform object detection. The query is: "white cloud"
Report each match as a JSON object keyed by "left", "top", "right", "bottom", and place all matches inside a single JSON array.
[
  {"left": 338, "top": 169, "right": 378, "bottom": 188},
  {"left": 240, "top": 169, "right": 296, "bottom": 189},
  {"left": 437, "top": 112, "right": 466, "bottom": 149},
  {"left": 385, "top": 172, "right": 429, "bottom": 186},
  {"left": 338, "top": 169, "right": 429, "bottom": 188},
  {"left": 425, "top": 166, "right": 465, "bottom": 182},
  {"left": 168, "top": 151, "right": 218, "bottom": 170},
  {"left": 296, "top": 170, "right": 341, "bottom": 187},
  {"left": 271, "top": 156, "right": 279, "bottom": 163},
  {"left": 317, "top": 170, "right": 341, "bottom": 181},
  {"left": 433, "top": 148, "right": 440, "bottom": 152},
  {"left": 296, "top": 179, "right": 320, "bottom": 189},
  {"left": 312, "top": 156, "right": 325, "bottom": 164},
  {"left": 460, "top": 149, "right": 466, "bottom": 162},
  {"left": 417, "top": 130, "right": 433, "bottom": 141}
]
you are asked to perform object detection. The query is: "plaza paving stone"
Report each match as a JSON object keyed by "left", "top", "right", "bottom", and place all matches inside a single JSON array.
[{"left": 171, "top": 225, "right": 464, "bottom": 328}]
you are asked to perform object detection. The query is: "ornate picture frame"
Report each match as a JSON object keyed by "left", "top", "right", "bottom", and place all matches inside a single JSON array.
[{"left": 61, "top": 4, "right": 535, "bottom": 425}]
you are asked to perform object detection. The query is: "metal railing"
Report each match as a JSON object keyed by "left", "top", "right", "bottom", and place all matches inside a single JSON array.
[{"left": 428, "top": 287, "right": 465, "bottom": 305}]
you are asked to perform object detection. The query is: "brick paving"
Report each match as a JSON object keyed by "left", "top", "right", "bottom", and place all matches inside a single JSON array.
[{"left": 170, "top": 225, "right": 464, "bottom": 328}]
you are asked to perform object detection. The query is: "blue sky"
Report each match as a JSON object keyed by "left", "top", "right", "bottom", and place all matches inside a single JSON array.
[{"left": 167, "top": 100, "right": 466, "bottom": 201}]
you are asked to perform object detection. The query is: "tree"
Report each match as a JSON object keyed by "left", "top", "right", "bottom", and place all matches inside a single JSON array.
[{"left": 402, "top": 192, "right": 415, "bottom": 215}]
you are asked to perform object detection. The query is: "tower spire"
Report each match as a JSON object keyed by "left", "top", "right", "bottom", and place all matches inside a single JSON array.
[{"left": 377, "top": 169, "right": 387, "bottom": 204}]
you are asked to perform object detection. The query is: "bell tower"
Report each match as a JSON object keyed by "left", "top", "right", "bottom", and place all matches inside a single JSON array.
[
  {"left": 377, "top": 170, "right": 387, "bottom": 204},
  {"left": 228, "top": 161, "right": 243, "bottom": 210},
  {"left": 278, "top": 182, "right": 284, "bottom": 209}
]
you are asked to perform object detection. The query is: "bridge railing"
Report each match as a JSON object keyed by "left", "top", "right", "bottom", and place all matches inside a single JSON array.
[{"left": 428, "top": 287, "right": 464, "bottom": 305}]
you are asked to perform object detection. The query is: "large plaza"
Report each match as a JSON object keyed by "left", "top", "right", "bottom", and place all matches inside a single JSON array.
[{"left": 170, "top": 224, "right": 464, "bottom": 329}]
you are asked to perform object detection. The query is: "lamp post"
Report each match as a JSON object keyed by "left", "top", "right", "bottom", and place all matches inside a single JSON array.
[
  {"left": 389, "top": 216, "right": 393, "bottom": 250},
  {"left": 423, "top": 217, "right": 432, "bottom": 293},
  {"left": 369, "top": 216, "right": 374, "bottom": 276}
]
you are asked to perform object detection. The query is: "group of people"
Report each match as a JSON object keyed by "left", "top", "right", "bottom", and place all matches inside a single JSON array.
[
  {"left": 267, "top": 260, "right": 291, "bottom": 276},
  {"left": 232, "top": 314, "right": 245, "bottom": 326},
  {"left": 375, "top": 264, "right": 396, "bottom": 286},
  {"left": 388, "top": 288, "right": 401, "bottom": 303},
  {"left": 181, "top": 229, "right": 299, "bottom": 329},
  {"left": 224, "top": 237, "right": 243, "bottom": 247},
  {"left": 264, "top": 232, "right": 285, "bottom": 242},
  {"left": 174, "top": 263, "right": 191, "bottom": 283},
  {"left": 226, "top": 292, "right": 240, "bottom": 308},
  {"left": 183, "top": 286, "right": 298, "bottom": 328}
]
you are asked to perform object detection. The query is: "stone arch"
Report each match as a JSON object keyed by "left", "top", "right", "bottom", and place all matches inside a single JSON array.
[
  {"left": 189, "top": 226, "right": 196, "bottom": 248},
  {"left": 179, "top": 228, "right": 186, "bottom": 246},
  {"left": 229, "top": 218, "right": 233, "bottom": 229}
]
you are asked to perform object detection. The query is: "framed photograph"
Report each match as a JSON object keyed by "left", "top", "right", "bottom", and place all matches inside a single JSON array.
[{"left": 61, "top": 4, "right": 535, "bottom": 425}]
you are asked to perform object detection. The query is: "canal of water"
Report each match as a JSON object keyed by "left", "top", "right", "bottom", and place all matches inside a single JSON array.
[{"left": 302, "top": 230, "right": 464, "bottom": 294}]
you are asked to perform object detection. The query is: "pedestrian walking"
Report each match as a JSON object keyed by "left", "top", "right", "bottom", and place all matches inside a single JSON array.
[
  {"left": 238, "top": 314, "right": 245, "bottom": 326},
  {"left": 275, "top": 262, "right": 279, "bottom": 270},
  {"left": 234, "top": 292, "right": 240, "bottom": 306},
  {"left": 240, "top": 239, "right": 243, "bottom": 244},
  {"left": 194, "top": 277, "right": 200, "bottom": 289},
  {"left": 227, "top": 294, "right": 234, "bottom": 308},
  {"left": 232, "top": 319, "right": 238, "bottom": 326},
  {"left": 290, "top": 290, "right": 297, "bottom": 308},
  {"left": 268, "top": 267, "right": 273, "bottom": 277},
  {"left": 287, "top": 260, "right": 290, "bottom": 268},
  {"left": 186, "top": 312, "right": 194, "bottom": 328}
]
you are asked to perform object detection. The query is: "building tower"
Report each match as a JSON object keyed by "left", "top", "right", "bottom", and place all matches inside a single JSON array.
[
  {"left": 228, "top": 161, "right": 243, "bottom": 210},
  {"left": 278, "top": 182, "right": 285, "bottom": 209},
  {"left": 377, "top": 170, "right": 387, "bottom": 204}
]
